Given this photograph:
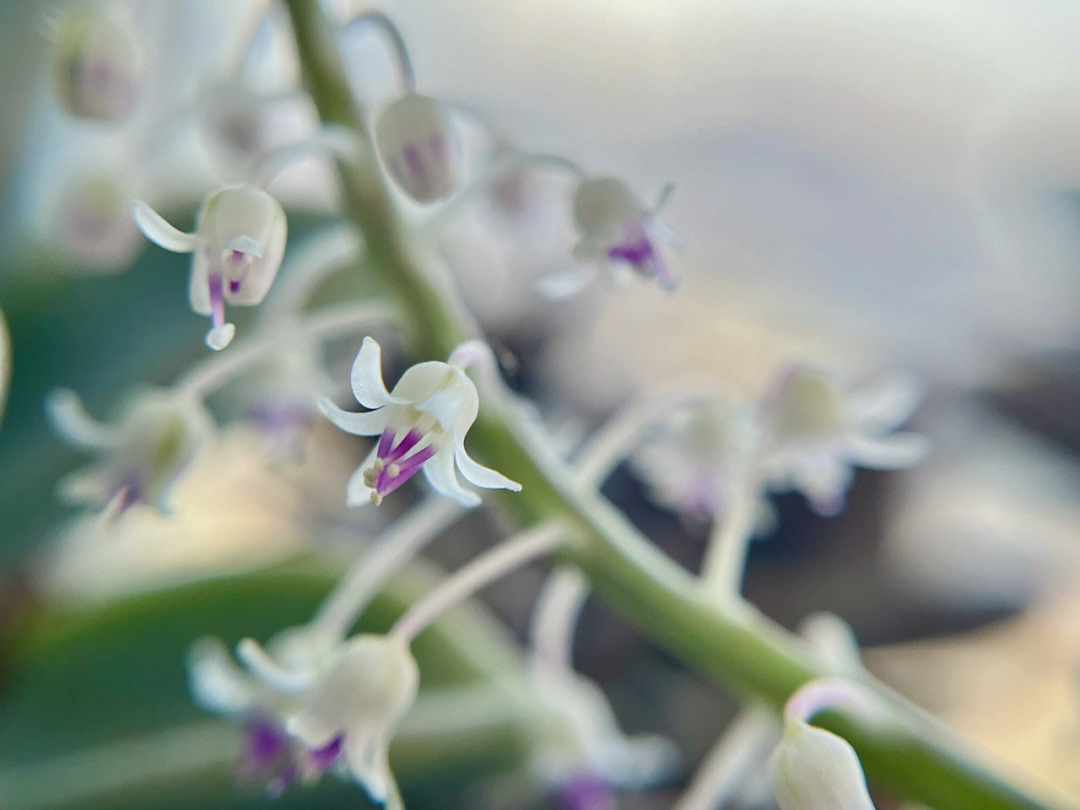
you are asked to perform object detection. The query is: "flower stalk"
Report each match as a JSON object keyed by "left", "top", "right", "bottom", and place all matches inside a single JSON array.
[{"left": 282, "top": 2, "right": 1063, "bottom": 808}]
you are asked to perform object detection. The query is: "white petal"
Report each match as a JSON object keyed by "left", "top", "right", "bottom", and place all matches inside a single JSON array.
[
  {"left": 850, "top": 373, "right": 922, "bottom": 430},
  {"left": 346, "top": 446, "right": 380, "bottom": 506},
  {"left": 454, "top": 444, "right": 520, "bottom": 491},
  {"left": 187, "top": 637, "right": 261, "bottom": 714},
  {"left": 537, "top": 266, "right": 596, "bottom": 298},
  {"left": 46, "top": 388, "right": 118, "bottom": 448},
  {"left": 318, "top": 396, "right": 387, "bottom": 437},
  {"left": 236, "top": 637, "right": 316, "bottom": 693},
  {"left": 422, "top": 447, "right": 480, "bottom": 506},
  {"left": 132, "top": 200, "right": 200, "bottom": 253},
  {"left": 350, "top": 337, "right": 395, "bottom": 409},
  {"left": 843, "top": 432, "right": 929, "bottom": 469},
  {"left": 205, "top": 323, "right": 235, "bottom": 351},
  {"left": 344, "top": 733, "right": 396, "bottom": 806},
  {"left": 225, "top": 234, "right": 263, "bottom": 258}
]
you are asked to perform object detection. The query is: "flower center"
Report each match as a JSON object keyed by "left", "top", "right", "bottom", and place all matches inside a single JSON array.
[{"left": 361, "top": 425, "right": 442, "bottom": 505}]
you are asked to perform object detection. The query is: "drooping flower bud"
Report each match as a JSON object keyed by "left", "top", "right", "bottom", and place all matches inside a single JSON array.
[
  {"left": 133, "top": 186, "right": 288, "bottom": 350},
  {"left": 374, "top": 94, "right": 462, "bottom": 203},
  {"left": 769, "top": 720, "right": 876, "bottom": 810},
  {"left": 51, "top": 4, "right": 144, "bottom": 121}
]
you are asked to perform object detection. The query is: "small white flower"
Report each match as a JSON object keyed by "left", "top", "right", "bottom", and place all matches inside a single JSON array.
[
  {"left": 50, "top": 3, "right": 145, "bottom": 121},
  {"left": 374, "top": 93, "right": 462, "bottom": 203},
  {"left": 570, "top": 176, "right": 678, "bottom": 290},
  {"left": 529, "top": 662, "right": 680, "bottom": 794},
  {"left": 46, "top": 387, "right": 213, "bottom": 515},
  {"left": 769, "top": 720, "right": 876, "bottom": 810},
  {"left": 319, "top": 337, "right": 521, "bottom": 507},
  {"left": 631, "top": 398, "right": 763, "bottom": 522},
  {"left": 759, "top": 365, "right": 929, "bottom": 515},
  {"left": 133, "top": 185, "right": 288, "bottom": 350},
  {"left": 189, "top": 629, "right": 418, "bottom": 806}
]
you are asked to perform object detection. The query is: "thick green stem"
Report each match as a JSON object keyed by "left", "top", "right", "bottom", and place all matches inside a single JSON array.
[{"left": 283, "top": 2, "right": 1069, "bottom": 809}]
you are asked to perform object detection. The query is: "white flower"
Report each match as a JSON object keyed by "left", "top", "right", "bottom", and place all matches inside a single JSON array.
[
  {"left": 50, "top": 3, "right": 145, "bottom": 121},
  {"left": 631, "top": 398, "right": 763, "bottom": 522},
  {"left": 318, "top": 337, "right": 521, "bottom": 507},
  {"left": 769, "top": 720, "right": 876, "bottom": 810},
  {"left": 759, "top": 365, "right": 929, "bottom": 515},
  {"left": 133, "top": 185, "right": 288, "bottom": 350},
  {"left": 189, "top": 629, "right": 418, "bottom": 806},
  {"left": 528, "top": 662, "right": 680, "bottom": 794},
  {"left": 46, "top": 387, "right": 213, "bottom": 515},
  {"left": 570, "top": 176, "right": 678, "bottom": 290},
  {"left": 374, "top": 93, "right": 463, "bottom": 203}
]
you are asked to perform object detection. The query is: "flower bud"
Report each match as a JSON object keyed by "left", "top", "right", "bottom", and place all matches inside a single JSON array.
[
  {"left": 52, "top": 5, "right": 144, "bottom": 121},
  {"left": 769, "top": 720, "right": 876, "bottom": 810},
  {"left": 374, "top": 94, "right": 462, "bottom": 203}
]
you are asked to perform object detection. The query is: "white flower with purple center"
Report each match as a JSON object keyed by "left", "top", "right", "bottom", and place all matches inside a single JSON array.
[
  {"left": 759, "top": 365, "right": 929, "bottom": 516},
  {"left": 318, "top": 337, "right": 521, "bottom": 507},
  {"left": 133, "top": 185, "right": 288, "bottom": 350},
  {"left": 46, "top": 387, "right": 213, "bottom": 516},
  {"left": 374, "top": 93, "right": 462, "bottom": 203},
  {"left": 189, "top": 630, "right": 418, "bottom": 808},
  {"left": 570, "top": 176, "right": 678, "bottom": 290}
]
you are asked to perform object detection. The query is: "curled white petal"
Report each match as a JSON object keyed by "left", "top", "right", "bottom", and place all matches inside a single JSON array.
[
  {"left": 455, "top": 444, "right": 521, "bottom": 491},
  {"left": 423, "top": 447, "right": 481, "bottom": 506},
  {"left": 188, "top": 637, "right": 261, "bottom": 714},
  {"left": 317, "top": 396, "right": 388, "bottom": 437},
  {"left": 132, "top": 201, "right": 200, "bottom": 253},
  {"left": 46, "top": 388, "right": 119, "bottom": 448},
  {"left": 350, "top": 337, "right": 396, "bottom": 408},
  {"left": 843, "top": 432, "right": 930, "bottom": 469},
  {"left": 236, "top": 638, "right": 317, "bottom": 693}
]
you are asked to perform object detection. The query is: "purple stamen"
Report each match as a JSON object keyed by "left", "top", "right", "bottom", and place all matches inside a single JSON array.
[
  {"left": 208, "top": 273, "right": 226, "bottom": 329},
  {"left": 306, "top": 735, "right": 343, "bottom": 773},
  {"left": 375, "top": 442, "right": 438, "bottom": 497},
  {"left": 607, "top": 237, "right": 655, "bottom": 267},
  {"left": 229, "top": 279, "right": 242, "bottom": 293},
  {"left": 383, "top": 429, "right": 424, "bottom": 464}
]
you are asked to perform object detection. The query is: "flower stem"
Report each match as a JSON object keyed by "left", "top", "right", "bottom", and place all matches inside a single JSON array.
[
  {"left": 391, "top": 521, "right": 566, "bottom": 642},
  {"left": 176, "top": 300, "right": 399, "bottom": 399},
  {"left": 282, "top": 3, "right": 1067, "bottom": 808}
]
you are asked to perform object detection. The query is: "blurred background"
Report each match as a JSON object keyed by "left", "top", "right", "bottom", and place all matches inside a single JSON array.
[{"left": 1, "top": 1, "right": 1079, "bottom": 808}]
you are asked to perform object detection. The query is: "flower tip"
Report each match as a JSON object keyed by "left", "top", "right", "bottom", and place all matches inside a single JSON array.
[{"left": 206, "top": 323, "right": 236, "bottom": 351}]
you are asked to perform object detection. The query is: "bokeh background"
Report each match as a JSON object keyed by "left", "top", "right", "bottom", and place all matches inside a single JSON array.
[{"left": 1, "top": 1, "right": 1079, "bottom": 808}]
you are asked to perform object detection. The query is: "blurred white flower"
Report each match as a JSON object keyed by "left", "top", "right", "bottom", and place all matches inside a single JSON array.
[
  {"left": 49, "top": 2, "right": 144, "bottom": 122},
  {"left": 570, "top": 176, "right": 678, "bottom": 291},
  {"left": 133, "top": 185, "right": 288, "bottom": 349},
  {"left": 528, "top": 661, "right": 680, "bottom": 798},
  {"left": 46, "top": 386, "right": 213, "bottom": 515},
  {"left": 189, "top": 629, "right": 418, "bottom": 807},
  {"left": 630, "top": 397, "right": 761, "bottom": 522},
  {"left": 375, "top": 93, "right": 463, "bottom": 203},
  {"left": 759, "top": 365, "right": 928, "bottom": 515},
  {"left": 319, "top": 336, "right": 521, "bottom": 506}
]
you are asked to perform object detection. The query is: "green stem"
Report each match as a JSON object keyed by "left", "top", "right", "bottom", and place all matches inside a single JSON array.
[{"left": 282, "top": 3, "right": 1069, "bottom": 809}]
